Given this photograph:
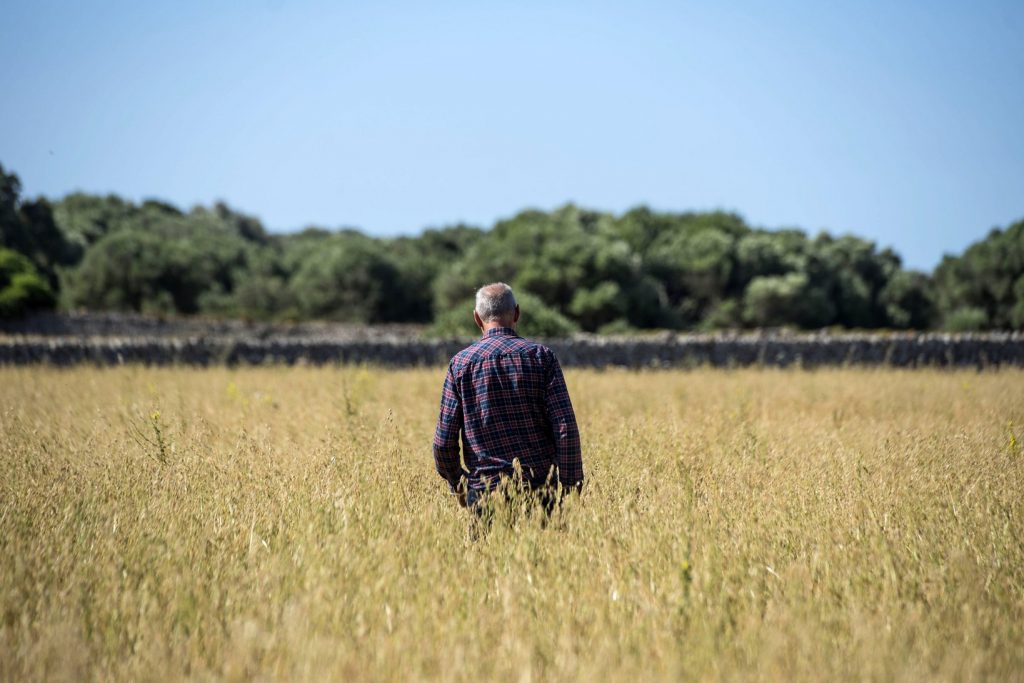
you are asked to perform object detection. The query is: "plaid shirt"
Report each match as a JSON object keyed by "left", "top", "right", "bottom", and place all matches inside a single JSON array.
[{"left": 433, "top": 327, "right": 583, "bottom": 492}]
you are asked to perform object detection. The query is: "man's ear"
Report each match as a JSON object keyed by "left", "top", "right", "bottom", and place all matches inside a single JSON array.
[
  {"left": 513, "top": 305, "right": 521, "bottom": 323},
  {"left": 473, "top": 310, "right": 484, "bottom": 331}
]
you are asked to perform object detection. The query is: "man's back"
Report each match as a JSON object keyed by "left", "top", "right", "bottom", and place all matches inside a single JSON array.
[{"left": 433, "top": 326, "right": 583, "bottom": 493}]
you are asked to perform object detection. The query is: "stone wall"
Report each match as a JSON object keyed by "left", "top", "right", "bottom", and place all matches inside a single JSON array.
[
  {"left": 0, "top": 312, "right": 423, "bottom": 341},
  {"left": 2, "top": 330, "right": 1023, "bottom": 368}
]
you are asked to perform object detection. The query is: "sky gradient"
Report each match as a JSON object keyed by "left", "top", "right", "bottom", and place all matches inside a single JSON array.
[{"left": 2, "top": 0, "right": 1022, "bottom": 270}]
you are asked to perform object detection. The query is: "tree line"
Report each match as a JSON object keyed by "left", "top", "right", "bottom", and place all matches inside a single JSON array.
[{"left": 2, "top": 162, "right": 1022, "bottom": 334}]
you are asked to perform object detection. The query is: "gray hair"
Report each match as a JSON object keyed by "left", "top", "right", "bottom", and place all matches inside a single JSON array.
[{"left": 475, "top": 282, "right": 517, "bottom": 322}]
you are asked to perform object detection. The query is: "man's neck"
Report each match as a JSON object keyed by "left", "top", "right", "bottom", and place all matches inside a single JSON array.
[{"left": 481, "top": 321, "right": 516, "bottom": 335}]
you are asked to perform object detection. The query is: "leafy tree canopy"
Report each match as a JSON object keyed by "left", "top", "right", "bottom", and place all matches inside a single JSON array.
[
  {"left": 0, "top": 247, "right": 55, "bottom": 318},
  {"left": 1, "top": 161, "right": 1020, "bottom": 330}
]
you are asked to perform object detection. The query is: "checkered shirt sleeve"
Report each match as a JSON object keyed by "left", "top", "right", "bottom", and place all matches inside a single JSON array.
[
  {"left": 545, "top": 355, "right": 583, "bottom": 489},
  {"left": 432, "top": 364, "right": 464, "bottom": 490}
]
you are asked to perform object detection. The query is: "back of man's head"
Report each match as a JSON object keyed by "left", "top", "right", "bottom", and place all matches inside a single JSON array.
[{"left": 475, "top": 282, "right": 517, "bottom": 325}]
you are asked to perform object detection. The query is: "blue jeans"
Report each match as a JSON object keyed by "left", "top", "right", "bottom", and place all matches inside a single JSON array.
[{"left": 465, "top": 480, "right": 561, "bottom": 526}]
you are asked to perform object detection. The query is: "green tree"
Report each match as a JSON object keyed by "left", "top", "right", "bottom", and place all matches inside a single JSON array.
[
  {"left": 0, "top": 248, "right": 55, "bottom": 318},
  {"left": 387, "top": 224, "right": 484, "bottom": 322},
  {"left": 734, "top": 230, "right": 808, "bottom": 284},
  {"left": 67, "top": 210, "right": 257, "bottom": 315},
  {"left": 805, "top": 234, "right": 900, "bottom": 329},
  {"left": 743, "top": 272, "right": 834, "bottom": 328},
  {"left": 879, "top": 271, "right": 935, "bottom": 329},
  {"left": 51, "top": 192, "right": 139, "bottom": 258},
  {"left": 647, "top": 227, "right": 736, "bottom": 324},
  {"left": 12, "top": 158, "right": 1018, "bottom": 332},
  {"left": 0, "top": 165, "right": 75, "bottom": 287},
  {"left": 934, "top": 221, "right": 1024, "bottom": 329},
  {"left": 435, "top": 205, "right": 660, "bottom": 331},
  {"left": 287, "top": 233, "right": 407, "bottom": 322}
]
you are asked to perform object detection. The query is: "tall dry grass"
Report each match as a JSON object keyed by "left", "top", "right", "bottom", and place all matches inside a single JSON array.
[{"left": 1, "top": 366, "right": 1022, "bottom": 681}]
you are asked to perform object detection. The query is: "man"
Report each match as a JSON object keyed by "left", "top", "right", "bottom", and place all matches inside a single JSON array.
[{"left": 432, "top": 283, "right": 583, "bottom": 515}]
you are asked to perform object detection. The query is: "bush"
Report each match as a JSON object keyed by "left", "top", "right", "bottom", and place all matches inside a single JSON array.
[
  {"left": 568, "top": 281, "right": 626, "bottom": 331},
  {"left": 742, "top": 273, "right": 834, "bottom": 328},
  {"left": 944, "top": 306, "right": 988, "bottom": 332},
  {"left": 595, "top": 318, "right": 637, "bottom": 335},
  {"left": 287, "top": 236, "right": 405, "bottom": 323},
  {"left": 0, "top": 248, "right": 56, "bottom": 318},
  {"left": 701, "top": 299, "right": 742, "bottom": 330}
]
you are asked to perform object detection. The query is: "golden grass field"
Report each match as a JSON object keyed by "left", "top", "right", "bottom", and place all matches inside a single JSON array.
[{"left": 1, "top": 366, "right": 1022, "bottom": 682}]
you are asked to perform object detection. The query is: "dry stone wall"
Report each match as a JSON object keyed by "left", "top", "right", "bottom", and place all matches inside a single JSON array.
[{"left": 2, "top": 329, "right": 1023, "bottom": 369}]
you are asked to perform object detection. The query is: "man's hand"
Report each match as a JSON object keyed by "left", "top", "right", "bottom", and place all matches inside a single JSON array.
[{"left": 448, "top": 483, "right": 468, "bottom": 508}]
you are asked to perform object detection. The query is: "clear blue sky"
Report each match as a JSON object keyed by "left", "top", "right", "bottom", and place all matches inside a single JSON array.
[{"left": 2, "top": 0, "right": 1021, "bottom": 270}]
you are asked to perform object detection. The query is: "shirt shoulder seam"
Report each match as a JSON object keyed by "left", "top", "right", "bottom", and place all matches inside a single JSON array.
[{"left": 451, "top": 342, "right": 549, "bottom": 378}]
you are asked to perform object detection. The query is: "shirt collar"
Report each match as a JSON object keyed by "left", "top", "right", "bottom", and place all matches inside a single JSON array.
[{"left": 483, "top": 327, "right": 518, "bottom": 338}]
